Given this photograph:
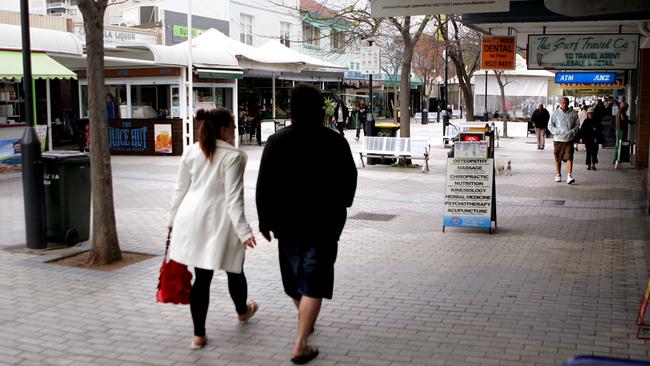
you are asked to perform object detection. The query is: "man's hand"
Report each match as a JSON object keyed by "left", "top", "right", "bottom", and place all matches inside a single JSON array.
[{"left": 261, "top": 230, "right": 272, "bottom": 242}]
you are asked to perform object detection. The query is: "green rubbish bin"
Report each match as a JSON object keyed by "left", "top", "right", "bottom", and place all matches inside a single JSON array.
[
  {"left": 42, "top": 151, "right": 91, "bottom": 245},
  {"left": 348, "top": 110, "right": 358, "bottom": 129}
]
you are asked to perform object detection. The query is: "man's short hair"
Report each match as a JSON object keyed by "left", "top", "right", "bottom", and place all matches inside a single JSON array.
[{"left": 290, "top": 84, "right": 325, "bottom": 126}]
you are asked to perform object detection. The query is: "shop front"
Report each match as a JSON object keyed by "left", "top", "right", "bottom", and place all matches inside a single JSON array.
[
  {"left": 0, "top": 50, "right": 77, "bottom": 172},
  {"left": 77, "top": 67, "right": 238, "bottom": 155}
]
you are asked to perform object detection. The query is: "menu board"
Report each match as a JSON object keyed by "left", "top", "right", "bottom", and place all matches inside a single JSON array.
[{"left": 444, "top": 158, "right": 494, "bottom": 228}]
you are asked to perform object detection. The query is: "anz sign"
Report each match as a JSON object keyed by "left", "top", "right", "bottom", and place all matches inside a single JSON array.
[{"left": 555, "top": 72, "right": 617, "bottom": 84}]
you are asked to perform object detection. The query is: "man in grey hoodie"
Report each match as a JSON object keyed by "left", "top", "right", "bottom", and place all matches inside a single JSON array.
[{"left": 548, "top": 97, "right": 580, "bottom": 184}]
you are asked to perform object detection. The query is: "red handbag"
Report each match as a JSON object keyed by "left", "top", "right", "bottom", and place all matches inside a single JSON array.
[{"left": 156, "top": 229, "right": 193, "bottom": 304}]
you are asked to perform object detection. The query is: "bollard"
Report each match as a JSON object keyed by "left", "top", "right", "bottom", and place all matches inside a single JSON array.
[{"left": 21, "top": 126, "right": 47, "bottom": 249}]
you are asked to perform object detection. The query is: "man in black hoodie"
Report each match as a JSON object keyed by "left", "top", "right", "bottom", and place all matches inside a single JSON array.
[
  {"left": 531, "top": 103, "right": 550, "bottom": 150},
  {"left": 256, "top": 84, "right": 357, "bottom": 364}
]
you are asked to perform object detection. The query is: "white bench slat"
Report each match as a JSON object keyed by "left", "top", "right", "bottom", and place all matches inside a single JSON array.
[{"left": 359, "top": 137, "right": 430, "bottom": 171}]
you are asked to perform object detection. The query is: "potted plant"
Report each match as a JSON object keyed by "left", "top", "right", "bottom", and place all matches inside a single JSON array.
[{"left": 324, "top": 97, "right": 336, "bottom": 127}]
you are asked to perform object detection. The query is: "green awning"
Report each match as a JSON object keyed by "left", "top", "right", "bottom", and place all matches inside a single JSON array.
[
  {"left": 197, "top": 68, "right": 243, "bottom": 80},
  {"left": 0, "top": 50, "right": 77, "bottom": 80}
]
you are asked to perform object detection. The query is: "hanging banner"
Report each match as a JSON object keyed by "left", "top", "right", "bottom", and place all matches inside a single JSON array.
[
  {"left": 481, "top": 35, "right": 516, "bottom": 70},
  {"left": 443, "top": 157, "right": 494, "bottom": 228},
  {"left": 371, "top": 0, "right": 509, "bottom": 17},
  {"left": 527, "top": 34, "right": 640, "bottom": 70}
]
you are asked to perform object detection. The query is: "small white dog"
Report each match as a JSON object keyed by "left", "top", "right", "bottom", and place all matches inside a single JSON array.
[{"left": 495, "top": 160, "right": 512, "bottom": 176}]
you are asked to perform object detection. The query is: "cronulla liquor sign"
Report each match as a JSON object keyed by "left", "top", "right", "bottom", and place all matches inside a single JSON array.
[
  {"left": 528, "top": 34, "right": 639, "bottom": 70},
  {"left": 72, "top": 24, "right": 157, "bottom": 46}
]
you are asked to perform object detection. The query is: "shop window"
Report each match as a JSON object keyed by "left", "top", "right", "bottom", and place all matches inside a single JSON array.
[
  {"left": 280, "top": 22, "right": 291, "bottom": 47},
  {"left": 0, "top": 81, "right": 23, "bottom": 124},
  {"left": 80, "top": 85, "right": 126, "bottom": 119},
  {"left": 240, "top": 14, "right": 254, "bottom": 45},
  {"left": 131, "top": 85, "right": 169, "bottom": 119}
]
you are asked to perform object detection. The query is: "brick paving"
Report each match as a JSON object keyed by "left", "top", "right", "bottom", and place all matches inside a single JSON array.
[{"left": 0, "top": 121, "right": 649, "bottom": 366}]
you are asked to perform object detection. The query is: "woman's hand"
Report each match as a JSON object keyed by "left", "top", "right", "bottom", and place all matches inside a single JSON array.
[{"left": 243, "top": 236, "right": 257, "bottom": 249}]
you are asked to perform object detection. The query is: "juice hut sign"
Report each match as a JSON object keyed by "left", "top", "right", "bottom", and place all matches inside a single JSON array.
[
  {"left": 481, "top": 35, "right": 516, "bottom": 70},
  {"left": 528, "top": 34, "right": 639, "bottom": 70}
]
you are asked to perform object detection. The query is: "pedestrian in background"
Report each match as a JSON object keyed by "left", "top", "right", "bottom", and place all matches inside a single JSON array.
[
  {"left": 355, "top": 98, "right": 368, "bottom": 141},
  {"left": 548, "top": 97, "right": 580, "bottom": 184},
  {"left": 580, "top": 107, "right": 603, "bottom": 171},
  {"left": 256, "top": 84, "right": 357, "bottom": 364},
  {"left": 168, "top": 108, "right": 258, "bottom": 350},
  {"left": 531, "top": 103, "right": 550, "bottom": 150},
  {"left": 332, "top": 97, "right": 349, "bottom": 136}
]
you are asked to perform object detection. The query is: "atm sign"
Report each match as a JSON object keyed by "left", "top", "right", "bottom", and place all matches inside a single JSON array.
[{"left": 555, "top": 72, "right": 617, "bottom": 84}]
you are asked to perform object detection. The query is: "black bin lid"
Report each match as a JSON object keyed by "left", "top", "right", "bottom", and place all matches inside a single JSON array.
[{"left": 42, "top": 151, "right": 90, "bottom": 162}]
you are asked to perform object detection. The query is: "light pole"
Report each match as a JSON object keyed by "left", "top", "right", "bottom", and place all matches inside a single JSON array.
[
  {"left": 367, "top": 39, "right": 375, "bottom": 137},
  {"left": 20, "top": 0, "right": 47, "bottom": 249}
]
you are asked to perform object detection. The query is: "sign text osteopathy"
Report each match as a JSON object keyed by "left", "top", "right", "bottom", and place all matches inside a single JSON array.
[{"left": 528, "top": 34, "right": 639, "bottom": 70}]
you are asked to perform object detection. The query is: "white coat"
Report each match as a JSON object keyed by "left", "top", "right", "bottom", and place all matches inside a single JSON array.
[{"left": 167, "top": 140, "right": 253, "bottom": 272}]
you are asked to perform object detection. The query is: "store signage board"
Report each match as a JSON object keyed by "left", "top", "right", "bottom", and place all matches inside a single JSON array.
[
  {"left": 528, "top": 34, "right": 639, "bottom": 70},
  {"left": 73, "top": 24, "right": 157, "bottom": 46},
  {"left": 443, "top": 157, "right": 493, "bottom": 229},
  {"left": 360, "top": 46, "right": 380, "bottom": 75},
  {"left": 371, "top": 0, "right": 509, "bottom": 17},
  {"left": 260, "top": 121, "right": 275, "bottom": 143},
  {"left": 481, "top": 35, "right": 516, "bottom": 70},
  {"left": 555, "top": 72, "right": 617, "bottom": 84},
  {"left": 172, "top": 25, "right": 207, "bottom": 39}
]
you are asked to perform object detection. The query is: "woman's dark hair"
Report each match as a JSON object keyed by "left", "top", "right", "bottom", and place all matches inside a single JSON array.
[
  {"left": 290, "top": 84, "right": 325, "bottom": 126},
  {"left": 197, "top": 108, "right": 234, "bottom": 161}
]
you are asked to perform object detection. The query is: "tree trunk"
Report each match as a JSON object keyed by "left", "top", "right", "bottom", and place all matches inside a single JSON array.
[
  {"left": 78, "top": 0, "right": 122, "bottom": 265},
  {"left": 399, "top": 44, "right": 414, "bottom": 138}
]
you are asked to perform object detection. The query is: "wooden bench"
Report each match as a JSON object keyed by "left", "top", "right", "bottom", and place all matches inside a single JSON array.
[{"left": 359, "top": 136, "right": 430, "bottom": 172}]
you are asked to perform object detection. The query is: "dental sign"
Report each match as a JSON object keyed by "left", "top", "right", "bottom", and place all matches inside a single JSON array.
[
  {"left": 555, "top": 72, "right": 617, "bottom": 84},
  {"left": 528, "top": 34, "right": 639, "bottom": 70}
]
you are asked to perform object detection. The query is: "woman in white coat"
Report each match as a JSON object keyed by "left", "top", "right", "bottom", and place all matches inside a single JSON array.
[{"left": 168, "top": 108, "right": 258, "bottom": 349}]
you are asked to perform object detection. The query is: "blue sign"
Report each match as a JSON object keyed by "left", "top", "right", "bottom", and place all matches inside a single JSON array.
[
  {"left": 108, "top": 121, "right": 148, "bottom": 152},
  {"left": 555, "top": 72, "right": 617, "bottom": 84}
]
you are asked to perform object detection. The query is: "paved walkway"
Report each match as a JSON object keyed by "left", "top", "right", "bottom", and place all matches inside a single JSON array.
[{"left": 1, "top": 121, "right": 649, "bottom": 366}]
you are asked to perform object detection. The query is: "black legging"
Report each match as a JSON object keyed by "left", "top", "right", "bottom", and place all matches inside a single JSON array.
[
  {"left": 585, "top": 142, "right": 599, "bottom": 166},
  {"left": 190, "top": 267, "right": 248, "bottom": 337}
]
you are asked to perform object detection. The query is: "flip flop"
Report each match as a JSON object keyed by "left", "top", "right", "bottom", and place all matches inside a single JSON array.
[
  {"left": 238, "top": 299, "right": 258, "bottom": 322},
  {"left": 291, "top": 346, "right": 319, "bottom": 364},
  {"left": 190, "top": 336, "right": 208, "bottom": 350}
]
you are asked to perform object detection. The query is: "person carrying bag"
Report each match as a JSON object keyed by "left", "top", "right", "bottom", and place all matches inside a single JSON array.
[{"left": 166, "top": 108, "right": 258, "bottom": 350}]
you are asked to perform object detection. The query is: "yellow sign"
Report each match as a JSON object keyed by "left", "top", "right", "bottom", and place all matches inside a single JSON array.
[{"left": 481, "top": 35, "right": 516, "bottom": 70}]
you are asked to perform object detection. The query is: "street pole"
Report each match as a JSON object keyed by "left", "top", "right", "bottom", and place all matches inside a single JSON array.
[
  {"left": 20, "top": 0, "right": 47, "bottom": 249},
  {"left": 186, "top": 0, "right": 194, "bottom": 146},
  {"left": 443, "top": 42, "right": 449, "bottom": 136},
  {"left": 367, "top": 40, "right": 375, "bottom": 137},
  {"left": 484, "top": 70, "right": 488, "bottom": 121}
]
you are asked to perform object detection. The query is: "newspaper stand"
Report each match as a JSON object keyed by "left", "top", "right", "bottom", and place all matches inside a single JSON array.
[{"left": 442, "top": 126, "right": 497, "bottom": 234}]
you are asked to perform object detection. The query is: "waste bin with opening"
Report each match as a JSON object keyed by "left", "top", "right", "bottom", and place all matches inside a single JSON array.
[{"left": 42, "top": 151, "right": 91, "bottom": 245}]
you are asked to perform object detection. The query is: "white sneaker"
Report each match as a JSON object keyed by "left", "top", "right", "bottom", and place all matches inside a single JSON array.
[
  {"left": 555, "top": 174, "right": 561, "bottom": 182},
  {"left": 567, "top": 174, "right": 575, "bottom": 184}
]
